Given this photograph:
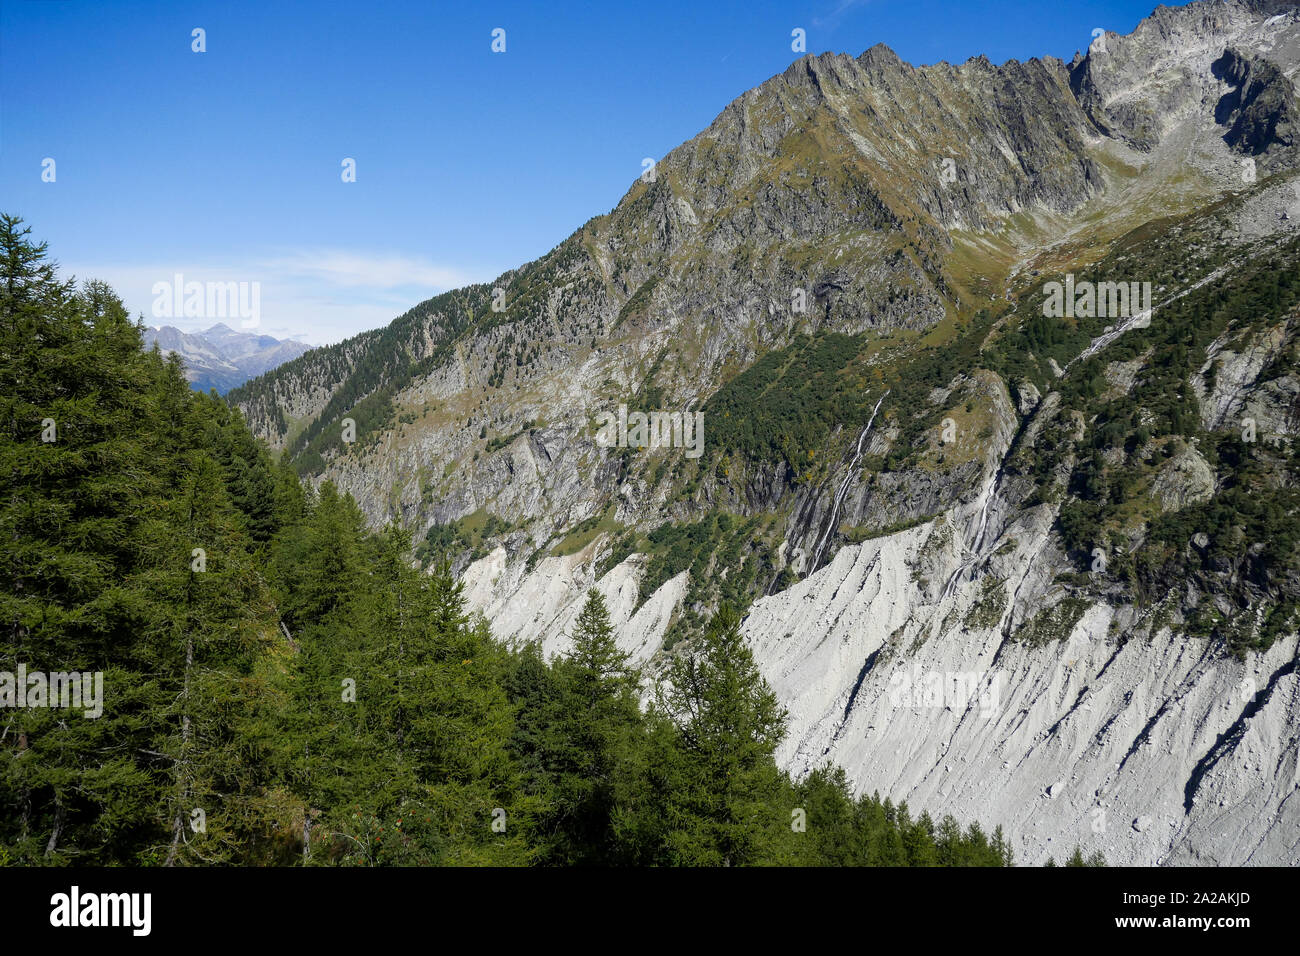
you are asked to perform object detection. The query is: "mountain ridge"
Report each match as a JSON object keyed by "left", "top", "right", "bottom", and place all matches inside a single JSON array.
[{"left": 144, "top": 322, "right": 312, "bottom": 394}]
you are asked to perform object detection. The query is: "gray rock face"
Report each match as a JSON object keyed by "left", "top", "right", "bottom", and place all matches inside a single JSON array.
[
  {"left": 740, "top": 503, "right": 1300, "bottom": 867},
  {"left": 1071, "top": 1, "right": 1299, "bottom": 162},
  {"left": 1196, "top": 320, "right": 1300, "bottom": 438},
  {"left": 1150, "top": 446, "right": 1217, "bottom": 512},
  {"left": 1216, "top": 47, "right": 1300, "bottom": 156}
]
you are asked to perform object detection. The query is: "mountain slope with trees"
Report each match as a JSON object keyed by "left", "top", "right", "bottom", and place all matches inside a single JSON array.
[{"left": 1, "top": 215, "right": 1024, "bottom": 866}]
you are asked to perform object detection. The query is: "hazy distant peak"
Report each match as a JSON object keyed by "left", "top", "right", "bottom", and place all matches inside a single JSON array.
[{"left": 141, "top": 324, "right": 311, "bottom": 394}]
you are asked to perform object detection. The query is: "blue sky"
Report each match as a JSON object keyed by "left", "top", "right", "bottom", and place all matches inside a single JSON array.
[{"left": 1, "top": 0, "right": 1177, "bottom": 344}]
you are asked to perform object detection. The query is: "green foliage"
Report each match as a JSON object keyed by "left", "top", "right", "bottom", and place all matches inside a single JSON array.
[
  {"left": 631, "top": 509, "right": 775, "bottom": 653},
  {"left": 640, "top": 514, "right": 726, "bottom": 605},
  {"left": 414, "top": 509, "right": 511, "bottom": 567},
  {"left": 965, "top": 578, "right": 1009, "bottom": 630},
  {"left": 1013, "top": 598, "right": 1090, "bottom": 647},
  {"left": 0, "top": 214, "right": 280, "bottom": 864},
  {"left": 509, "top": 590, "right": 644, "bottom": 864},
  {"left": 704, "top": 332, "right": 874, "bottom": 470},
  {"left": 653, "top": 605, "right": 788, "bottom": 865},
  {"left": 613, "top": 272, "right": 661, "bottom": 332},
  {"left": 1125, "top": 437, "right": 1300, "bottom": 653},
  {"left": 550, "top": 503, "right": 620, "bottom": 557},
  {"left": 484, "top": 420, "right": 536, "bottom": 455},
  {"left": 231, "top": 283, "right": 495, "bottom": 476},
  {"left": 1056, "top": 846, "right": 1107, "bottom": 867}
]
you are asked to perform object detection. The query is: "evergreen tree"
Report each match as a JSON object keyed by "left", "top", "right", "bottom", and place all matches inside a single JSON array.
[
  {"left": 536, "top": 589, "right": 643, "bottom": 864},
  {"left": 657, "top": 604, "right": 788, "bottom": 865},
  {"left": 991, "top": 824, "right": 1014, "bottom": 866},
  {"left": 1, "top": 222, "right": 276, "bottom": 862},
  {"left": 388, "top": 561, "right": 533, "bottom": 864}
]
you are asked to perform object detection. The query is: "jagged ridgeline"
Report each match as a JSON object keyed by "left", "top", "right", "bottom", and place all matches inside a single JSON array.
[
  {"left": 225, "top": 0, "right": 1300, "bottom": 866},
  {"left": 2, "top": 214, "right": 1033, "bottom": 866}
]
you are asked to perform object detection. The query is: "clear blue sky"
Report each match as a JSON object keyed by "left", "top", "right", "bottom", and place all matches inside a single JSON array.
[{"left": 1, "top": 0, "right": 1177, "bottom": 344}]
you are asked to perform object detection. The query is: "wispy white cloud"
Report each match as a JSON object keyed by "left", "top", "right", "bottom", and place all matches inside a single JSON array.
[
  {"left": 812, "top": 0, "right": 873, "bottom": 31},
  {"left": 260, "top": 250, "right": 477, "bottom": 292}
]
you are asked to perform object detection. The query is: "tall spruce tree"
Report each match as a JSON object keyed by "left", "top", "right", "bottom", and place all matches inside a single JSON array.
[
  {"left": 1, "top": 221, "right": 276, "bottom": 862},
  {"left": 539, "top": 589, "right": 642, "bottom": 864},
  {"left": 657, "top": 604, "right": 788, "bottom": 865}
]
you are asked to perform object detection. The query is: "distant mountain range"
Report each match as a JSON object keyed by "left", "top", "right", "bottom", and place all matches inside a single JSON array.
[{"left": 142, "top": 323, "right": 312, "bottom": 394}]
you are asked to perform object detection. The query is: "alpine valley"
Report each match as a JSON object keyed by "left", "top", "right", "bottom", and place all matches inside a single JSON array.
[{"left": 230, "top": 0, "right": 1300, "bottom": 865}]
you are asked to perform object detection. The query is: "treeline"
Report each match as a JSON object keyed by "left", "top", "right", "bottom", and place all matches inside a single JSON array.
[
  {"left": 2, "top": 215, "right": 1016, "bottom": 866},
  {"left": 228, "top": 284, "right": 490, "bottom": 477}
]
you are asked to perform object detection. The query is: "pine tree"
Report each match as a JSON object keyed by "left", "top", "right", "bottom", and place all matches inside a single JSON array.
[
  {"left": 568, "top": 590, "right": 636, "bottom": 699},
  {"left": 786, "top": 764, "right": 858, "bottom": 865},
  {"left": 657, "top": 604, "right": 788, "bottom": 866},
  {"left": 903, "top": 810, "right": 940, "bottom": 866},
  {"left": 991, "top": 824, "right": 1014, "bottom": 866},
  {"left": 533, "top": 589, "right": 643, "bottom": 864},
  {"left": 257, "top": 484, "right": 375, "bottom": 864},
  {"left": 136, "top": 451, "right": 272, "bottom": 865},
  {"left": 400, "top": 561, "right": 533, "bottom": 864}
]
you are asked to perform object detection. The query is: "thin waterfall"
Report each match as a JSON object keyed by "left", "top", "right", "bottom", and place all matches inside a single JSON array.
[{"left": 810, "top": 390, "right": 889, "bottom": 574}]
